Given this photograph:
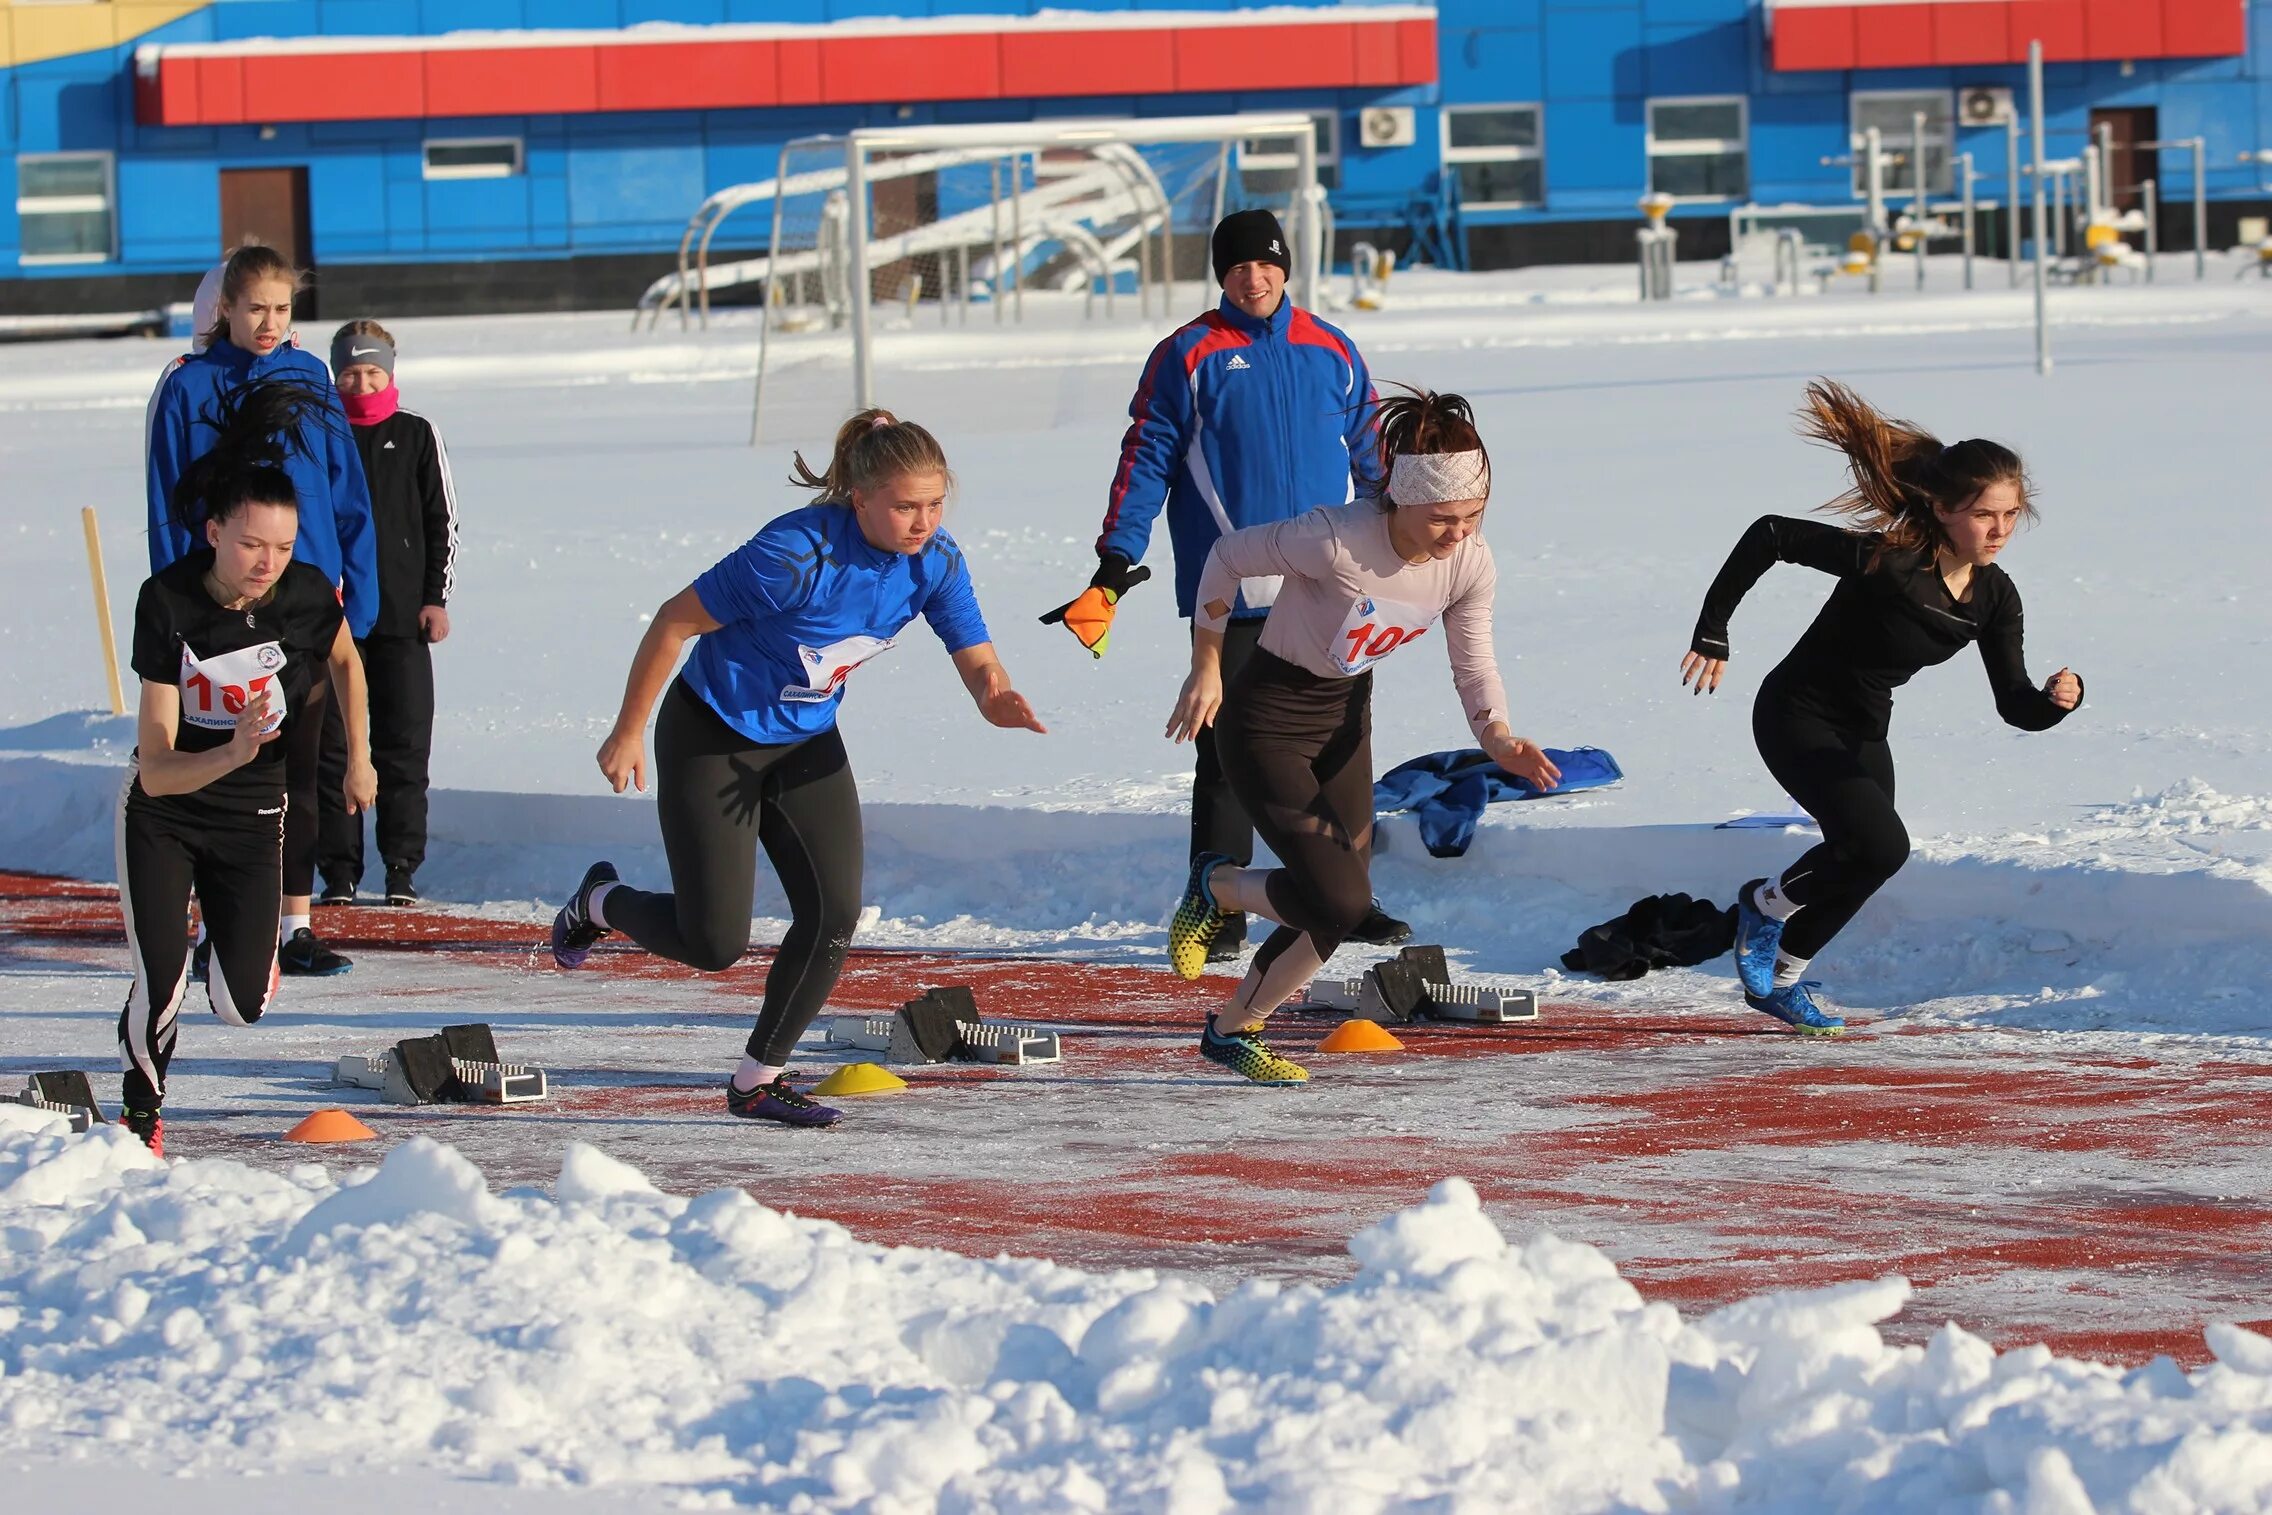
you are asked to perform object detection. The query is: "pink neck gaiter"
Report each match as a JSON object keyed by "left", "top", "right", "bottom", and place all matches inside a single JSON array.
[{"left": 341, "top": 382, "right": 400, "bottom": 427}]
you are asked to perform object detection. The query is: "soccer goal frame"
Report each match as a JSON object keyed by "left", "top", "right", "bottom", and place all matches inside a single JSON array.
[{"left": 745, "top": 113, "right": 1323, "bottom": 444}]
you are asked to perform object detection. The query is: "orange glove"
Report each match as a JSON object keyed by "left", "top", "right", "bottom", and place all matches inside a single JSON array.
[{"left": 1041, "top": 556, "right": 1150, "bottom": 659}]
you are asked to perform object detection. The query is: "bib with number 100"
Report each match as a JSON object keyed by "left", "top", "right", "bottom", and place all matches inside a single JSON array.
[
  {"left": 782, "top": 633, "right": 896, "bottom": 704},
  {"left": 179, "top": 641, "right": 288, "bottom": 732},
  {"left": 1332, "top": 595, "right": 1437, "bottom": 676}
]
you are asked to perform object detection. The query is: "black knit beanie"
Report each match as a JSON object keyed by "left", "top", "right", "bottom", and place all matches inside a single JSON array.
[{"left": 1211, "top": 208, "right": 1292, "bottom": 284}]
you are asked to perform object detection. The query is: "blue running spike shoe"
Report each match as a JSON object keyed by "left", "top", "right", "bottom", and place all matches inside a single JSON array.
[
  {"left": 550, "top": 861, "right": 619, "bottom": 970},
  {"left": 1168, "top": 852, "right": 1234, "bottom": 980},
  {"left": 1745, "top": 981, "right": 1844, "bottom": 1036},
  {"left": 1733, "top": 876, "right": 1785, "bottom": 998},
  {"left": 1198, "top": 1017, "right": 1309, "bottom": 1085},
  {"left": 725, "top": 1075, "right": 841, "bottom": 1127}
]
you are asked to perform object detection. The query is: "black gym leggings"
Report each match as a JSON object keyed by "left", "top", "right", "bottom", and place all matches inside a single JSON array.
[
  {"left": 1215, "top": 650, "right": 1376, "bottom": 974},
  {"left": 115, "top": 773, "right": 283, "bottom": 1110},
  {"left": 603, "top": 679, "right": 864, "bottom": 1066},
  {"left": 1752, "top": 680, "right": 1911, "bottom": 963}
]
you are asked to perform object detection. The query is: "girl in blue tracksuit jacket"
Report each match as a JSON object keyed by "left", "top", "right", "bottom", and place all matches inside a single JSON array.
[
  {"left": 143, "top": 244, "right": 377, "bottom": 976},
  {"left": 547, "top": 409, "right": 1046, "bottom": 1129}
]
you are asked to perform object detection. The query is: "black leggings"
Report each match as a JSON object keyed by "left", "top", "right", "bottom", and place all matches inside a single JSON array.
[
  {"left": 604, "top": 680, "right": 863, "bottom": 1066},
  {"left": 283, "top": 673, "right": 331, "bottom": 899},
  {"left": 319, "top": 633, "right": 435, "bottom": 881},
  {"left": 1215, "top": 651, "right": 1375, "bottom": 973},
  {"left": 115, "top": 775, "right": 283, "bottom": 1110},
  {"left": 1752, "top": 689, "right": 1910, "bottom": 962}
]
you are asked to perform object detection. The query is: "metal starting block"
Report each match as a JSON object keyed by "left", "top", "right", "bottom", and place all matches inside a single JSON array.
[
  {"left": 333, "top": 1023, "right": 550, "bottom": 1106},
  {"left": 1300, "top": 945, "right": 1540, "bottom": 1026},
  {"left": 11, "top": 1070, "right": 106, "bottom": 1133},
  {"left": 826, "top": 985, "right": 1061, "bottom": 1066}
]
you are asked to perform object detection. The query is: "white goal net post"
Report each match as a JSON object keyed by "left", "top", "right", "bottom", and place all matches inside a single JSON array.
[{"left": 711, "top": 114, "right": 1321, "bottom": 444}]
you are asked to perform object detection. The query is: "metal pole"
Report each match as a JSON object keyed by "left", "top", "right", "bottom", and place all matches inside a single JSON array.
[
  {"left": 2006, "top": 114, "right": 2021, "bottom": 284},
  {"left": 989, "top": 159, "right": 1004, "bottom": 326},
  {"left": 1865, "top": 126, "right": 1886, "bottom": 242},
  {"left": 1961, "top": 152, "right": 1976, "bottom": 290},
  {"left": 2096, "top": 120, "right": 2115, "bottom": 216},
  {"left": 1010, "top": 153, "right": 1025, "bottom": 322},
  {"left": 1294, "top": 123, "right": 1321, "bottom": 310},
  {"left": 1911, "top": 110, "right": 1929, "bottom": 291},
  {"left": 2143, "top": 177, "right": 2158, "bottom": 281},
  {"left": 2029, "top": 39, "right": 2050, "bottom": 375},
  {"left": 2192, "top": 137, "right": 2207, "bottom": 281},
  {"left": 847, "top": 138, "right": 875, "bottom": 409}
]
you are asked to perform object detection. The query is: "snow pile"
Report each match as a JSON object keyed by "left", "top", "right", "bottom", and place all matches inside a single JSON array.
[{"left": 5, "top": 1107, "right": 2272, "bottom": 1510}]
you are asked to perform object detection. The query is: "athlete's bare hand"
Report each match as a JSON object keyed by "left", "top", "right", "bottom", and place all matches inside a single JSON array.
[
  {"left": 597, "top": 728, "right": 648, "bottom": 794},
  {"left": 227, "top": 689, "right": 283, "bottom": 766},
  {"left": 344, "top": 756, "right": 379, "bottom": 814},
  {"left": 982, "top": 687, "right": 1048, "bottom": 733},
  {"left": 2046, "top": 667, "right": 2081, "bottom": 711},
  {"left": 1490, "top": 736, "right": 1561, "bottom": 791},
  {"left": 1680, "top": 650, "right": 1727, "bottom": 696},
  {"left": 1165, "top": 667, "right": 1222, "bottom": 744}
]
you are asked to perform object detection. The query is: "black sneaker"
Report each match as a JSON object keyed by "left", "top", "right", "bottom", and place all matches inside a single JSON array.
[
  {"left": 550, "top": 861, "right": 618, "bottom": 969},
  {"left": 725, "top": 1075, "right": 841, "bottom": 1127},
  {"left": 121, "top": 1106, "right": 165, "bottom": 1156},
  {"left": 384, "top": 867, "right": 419, "bottom": 907},
  {"left": 1204, "top": 913, "right": 1248, "bottom": 964},
  {"left": 1348, "top": 901, "right": 1412, "bottom": 946},
  {"left": 280, "top": 927, "right": 353, "bottom": 977},
  {"left": 189, "top": 936, "right": 210, "bottom": 984},
  {"left": 316, "top": 878, "right": 357, "bottom": 907}
]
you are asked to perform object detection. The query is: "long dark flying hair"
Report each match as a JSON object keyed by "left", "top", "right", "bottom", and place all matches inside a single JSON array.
[
  {"left": 1372, "top": 385, "right": 1491, "bottom": 511},
  {"left": 170, "top": 378, "right": 336, "bottom": 536},
  {"left": 1800, "top": 379, "right": 2035, "bottom": 563}
]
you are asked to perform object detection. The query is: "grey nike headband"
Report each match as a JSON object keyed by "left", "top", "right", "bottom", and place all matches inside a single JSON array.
[{"left": 330, "top": 327, "right": 396, "bottom": 377}]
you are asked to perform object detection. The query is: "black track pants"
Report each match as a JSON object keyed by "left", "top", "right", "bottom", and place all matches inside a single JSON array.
[
  {"left": 1192, "top": 618, "right": 1266, "bottom": 868},
  {"left": 115, "top": 774, "right": 283, "bottom": 1110},
  {"left": 1215, "top": 651, "right": 1376, "bottom": 973},
  {"left": 284, "top": 673, "right": 331, "bottom": 899},
  {"left": 603, "top": 681, "right": 864, "bottom": 1066},
  {"left": 319, "top": 634, "right": 435, "bottom": 883},
  {"left": 1752, "top": 687, "right": 1910, "bottom": 963}
]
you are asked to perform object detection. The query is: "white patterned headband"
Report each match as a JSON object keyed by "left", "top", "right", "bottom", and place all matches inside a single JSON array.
[{"left": 1387, "top": 449, "right": 1490, "bottom": 507}]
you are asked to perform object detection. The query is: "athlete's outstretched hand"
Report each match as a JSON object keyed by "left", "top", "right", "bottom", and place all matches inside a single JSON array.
[
  {"left": 1164, "top": 665, "right": 1222, "bottom": 744},
  {"left": 598, "top": 728, "right": 648, "bottom": 794},
  {"left": 1680, "top": 650, "right": 1727, "bottom": 696},
  {"left": 1490, "top": 736, "right": 1562, "bottom": 791},
  {"left": 344, "top": 754, "right": 378, "bottom": 814},
  {"left": 2045, "top": 667, "right": 2082, "bottom": 711},
  {"left": 227, "top": 689, "right": 283, "bottom": 767},
  {"left": 982, "top": 686, "right": 1048, "bottom": 733}
]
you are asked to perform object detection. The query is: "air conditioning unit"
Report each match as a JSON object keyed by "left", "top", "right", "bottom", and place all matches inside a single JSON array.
[
  {"left": 1961, "top": 87, "right": 2015, "bottom": 126},
  {"left": 1359, "top": 106, "right": 1416, "bottom": 149}
]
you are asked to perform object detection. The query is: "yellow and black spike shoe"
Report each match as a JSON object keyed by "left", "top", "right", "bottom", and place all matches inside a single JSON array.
[
  {"left": 1198, "top": 1016, "right": 1309, "bottom": 1086},
  {"left": 1168, "top": 851, "right": 1233, "bottom": 980}
]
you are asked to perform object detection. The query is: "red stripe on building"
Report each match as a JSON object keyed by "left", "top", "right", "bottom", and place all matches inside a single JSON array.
[
  {"left": 1769, "top": 0, "right": 2243, "bottom": 70},
  {"left": 134, "top": 10, "right": 1437, "bottom": 128}
]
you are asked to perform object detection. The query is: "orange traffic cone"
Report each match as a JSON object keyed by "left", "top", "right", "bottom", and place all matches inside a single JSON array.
[
  {"left": 284, "top": 1108, "right": 377, "bottom": 1143},
  {"left": 1318, "top": 1019, "right": 1405, "bottom": 1053}
]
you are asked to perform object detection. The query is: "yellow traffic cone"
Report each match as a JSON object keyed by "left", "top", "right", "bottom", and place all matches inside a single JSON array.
[{"left": 812, "top": 1062, "right": 908, "bottom": 1096}]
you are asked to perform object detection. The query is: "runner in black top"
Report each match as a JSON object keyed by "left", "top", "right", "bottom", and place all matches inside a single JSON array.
[
  {"left": 1681, "top": 380, "right": 2081, "bottom": 1033},
  {"left": 116, "top": 381, "right": 377, "bottom": 1153}
]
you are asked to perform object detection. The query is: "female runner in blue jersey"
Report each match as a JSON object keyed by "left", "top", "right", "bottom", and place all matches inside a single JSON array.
[{"left": 549, "top": 411, "right": 1045, "bottom": 1126}]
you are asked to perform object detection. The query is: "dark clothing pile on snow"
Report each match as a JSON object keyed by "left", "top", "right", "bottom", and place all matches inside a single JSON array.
[{"left": 1561, "top": 894, "right": 1738, "bottom": 982}]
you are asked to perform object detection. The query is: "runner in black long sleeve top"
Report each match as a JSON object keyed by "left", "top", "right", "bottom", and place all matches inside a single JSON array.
[{"left": 1680, "top": 382, "right": 2082, "bottom": 1033}]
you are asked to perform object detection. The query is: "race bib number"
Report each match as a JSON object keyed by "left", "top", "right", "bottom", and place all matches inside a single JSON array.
[
  {"left": 178, "top": 641, "right": 288, "bottom": 732},
  {"left": 782, "top": 634, "right": 895, "bottom": 704},
  {"left": 1331, "top": 595, "right": 1435, "bottom": 676}
]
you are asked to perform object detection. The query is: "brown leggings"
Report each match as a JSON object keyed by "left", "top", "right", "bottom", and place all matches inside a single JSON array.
[{"left": 1214, "top": 650, "right": 1374, "bottom": 975}]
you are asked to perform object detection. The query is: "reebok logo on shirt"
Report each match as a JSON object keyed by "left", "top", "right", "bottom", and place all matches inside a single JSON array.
[{"left": 1225, "top": 354, "right": 1252, "bottom": 371}]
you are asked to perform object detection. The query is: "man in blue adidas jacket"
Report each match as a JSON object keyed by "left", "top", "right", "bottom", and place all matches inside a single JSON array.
[{"left": 1048, "top": 208, "right": 1404, "bottom": 958}]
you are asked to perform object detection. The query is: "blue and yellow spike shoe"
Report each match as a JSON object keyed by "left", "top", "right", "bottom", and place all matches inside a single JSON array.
[
  {"left": 1168, "top": 852, "right": 1233, "bottom": 980},
  {"left": 1199, "top": 1017, "right": 1309, "bottom": 1085},
  {"left": 1744, "top": 981, "right": 1844, "bottom": 1036},
  {"left": 1733, "top": 877, "right": 1785, "bottom": 998}
]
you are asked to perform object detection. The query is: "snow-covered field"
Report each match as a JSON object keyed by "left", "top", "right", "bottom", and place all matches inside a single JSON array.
[{"left": 3, "top": 255, "right": 2270, "bottom": 1508}]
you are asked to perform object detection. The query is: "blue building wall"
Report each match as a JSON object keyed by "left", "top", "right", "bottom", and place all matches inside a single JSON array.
[{"left": 4, "top": 0, "right": 2269, "bottom": 297}]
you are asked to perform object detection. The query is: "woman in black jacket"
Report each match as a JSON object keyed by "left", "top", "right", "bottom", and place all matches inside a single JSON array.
[
  {"left": 320, "top": 319, "right": 459, "bottom": 906},
  {"left": 1681, "top": 381, "right": 2081, "bottom": 1033}
]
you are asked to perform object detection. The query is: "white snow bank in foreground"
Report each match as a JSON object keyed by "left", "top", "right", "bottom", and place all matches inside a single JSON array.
[{"left": 4, "top": 1106, "right": 2270, "bottom": 1512}]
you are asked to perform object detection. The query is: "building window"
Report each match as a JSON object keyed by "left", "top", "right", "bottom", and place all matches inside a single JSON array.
[
  {"left": 1441, "top": 105, "right": 1543, "bottom": 209},
  {"left": 1646, "top": 98, "right": 1748, "bottom": 202},
  {"left": 1239, "top": 112, "right": 1339, "bottom": 193},
  {"left": 1851, "top": 92, "right": 1953, "bottom": 197},
  {"left": 16, "top": 153, "right": 117, "bottom": 264},
  {"left": 422, "top": 138, "right": 524, "bottom": 181}
]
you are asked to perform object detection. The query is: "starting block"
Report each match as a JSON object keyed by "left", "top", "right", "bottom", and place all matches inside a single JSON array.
[
  {"left": 333, "top": 1023, "right": 549, "bottom": 1106},
  {"left": 11, "top": 1070, "right": 107, "bottom": 1133},
  {"left": 1298, "top": 945, "right": 1539, "bottom": 1026},
  {"left": 827, "top": 985, "right": 1061, "bottom": 1066}
]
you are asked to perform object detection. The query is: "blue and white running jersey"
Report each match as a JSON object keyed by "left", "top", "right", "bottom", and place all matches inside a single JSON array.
[{"left": 684, "top": 503, "right": 991, "bottom": 746}]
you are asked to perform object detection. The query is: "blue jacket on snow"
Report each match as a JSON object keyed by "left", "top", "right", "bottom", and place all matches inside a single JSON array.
[
  {"left": 146, "top": 337, "right": 379, "bottom": 639},
  {"left": 1097, "top": 294, "right": 1379, "bottom": 619},
  {"left": 1375, "top": 747, "right": 1626, "bottom": 859}
]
